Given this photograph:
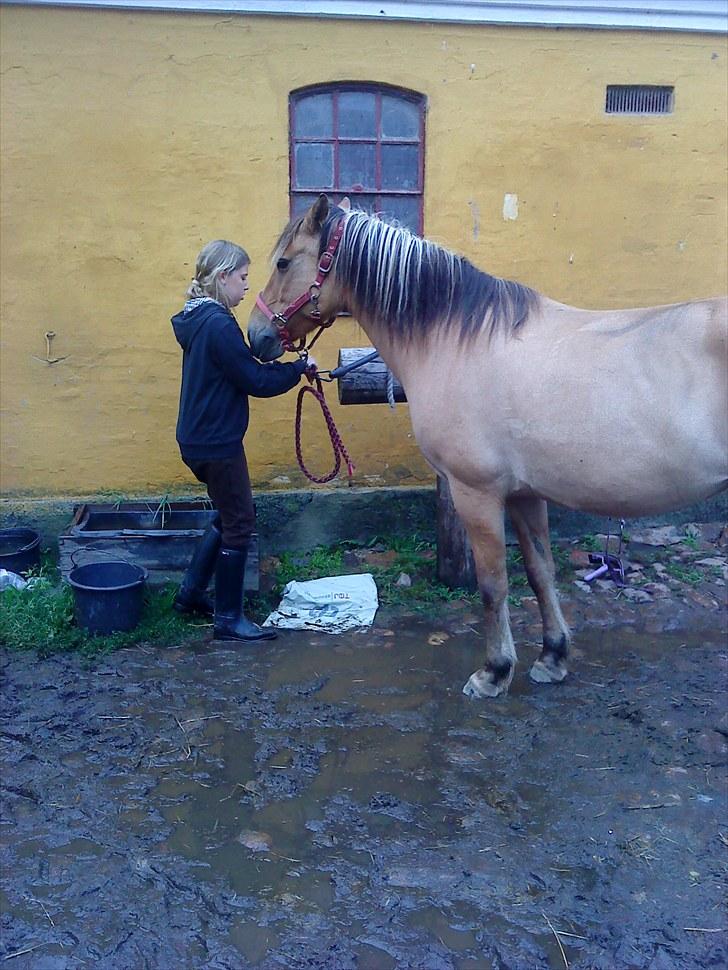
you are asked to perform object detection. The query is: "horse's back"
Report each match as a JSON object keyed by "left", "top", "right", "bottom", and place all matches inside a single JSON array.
[
  {"left": 408, "top": 293, "right": 727, "bottom": 518},
  {"left": 526, "top": 295, "right": 727, "bottom": 513}
]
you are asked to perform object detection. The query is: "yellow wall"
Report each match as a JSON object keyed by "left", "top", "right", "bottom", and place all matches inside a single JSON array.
[{"left": 1, "top": 7, "right": 726, "bottom": 497}]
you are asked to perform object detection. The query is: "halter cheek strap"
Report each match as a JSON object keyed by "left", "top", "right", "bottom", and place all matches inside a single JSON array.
[{"left": 255, "top": 216, "right": 346, "bottom": 354}]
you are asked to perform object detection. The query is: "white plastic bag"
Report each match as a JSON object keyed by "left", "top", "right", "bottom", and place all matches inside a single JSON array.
[
  {"left": 264, "top": 573, "right": 379, "bottom": 634},
  {"left": 0, "top": 569, "right": 28, "bottom": 591}
]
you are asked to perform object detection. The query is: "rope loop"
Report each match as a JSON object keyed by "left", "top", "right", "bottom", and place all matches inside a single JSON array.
[{"left": 295, "top": 374, "right": 355, "bottom": 485}]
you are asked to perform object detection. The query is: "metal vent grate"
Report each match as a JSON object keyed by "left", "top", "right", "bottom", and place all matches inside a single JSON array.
[{"left": 606, "top": 85, "right": 674, "bottom": 115}]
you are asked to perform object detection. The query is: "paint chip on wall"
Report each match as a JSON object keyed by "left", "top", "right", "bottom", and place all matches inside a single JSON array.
[{"left": 503, "top": 194, "right": 519, "bottom": 221}]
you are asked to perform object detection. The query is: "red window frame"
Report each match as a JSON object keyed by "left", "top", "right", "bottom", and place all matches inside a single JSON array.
[{"left": 289, "top": 83, "right": 426, "bottom": 234}]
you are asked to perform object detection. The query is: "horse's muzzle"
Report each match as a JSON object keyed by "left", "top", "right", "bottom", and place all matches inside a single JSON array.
[{"left": 247, "top": 311, "right": 284, "bottom": 361}]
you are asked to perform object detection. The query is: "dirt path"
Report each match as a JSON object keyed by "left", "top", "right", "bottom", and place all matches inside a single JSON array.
[{"left": 1, "top": 536, "right": 727, "bottom": 969}]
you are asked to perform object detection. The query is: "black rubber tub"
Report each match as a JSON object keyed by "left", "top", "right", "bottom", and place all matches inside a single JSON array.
[
  {"left": 0, "top": 528, "right": 41, "bottom": 576},
  {"left": 68, "top": 560, "right": 148, "bottom": 635}
]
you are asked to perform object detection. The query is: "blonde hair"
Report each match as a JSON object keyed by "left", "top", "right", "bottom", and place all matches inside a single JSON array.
[{"left": 187, "top": 240, "right": 250, "bottom": 309}]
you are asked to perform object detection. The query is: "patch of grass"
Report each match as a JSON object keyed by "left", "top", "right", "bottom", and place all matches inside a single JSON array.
[
  {"left": 274, "top": 546, "right": 346, "bottom": 587},
  {"left": 270, "top": 536, "right": 478, "bottom": 616},
  {"left": 375, "top": 572, "right": 471, "bottom": 613},
  {"left": 664, "top": 562, "right": 703, "bottom": 586},
  {"left": 0, "top": 565, "right": 202, "bottom": 659},
  {"left": 505, "top": 547, "right": 529, "bottom": 590},
  {"left": 580, "top": 534, "right": 604, "bottom": 553},
  {"left": 551, "top": 543, "right": 573, "bottom": 577}
]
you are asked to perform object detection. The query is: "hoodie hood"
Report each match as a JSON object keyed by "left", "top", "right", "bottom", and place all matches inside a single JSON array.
[{"left": 171, "top": 300, "right": 228, "bottom": 352}]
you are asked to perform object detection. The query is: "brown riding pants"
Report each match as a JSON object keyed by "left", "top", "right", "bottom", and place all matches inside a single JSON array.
[{"left": 183, "top": 448, "right": 255, "bottom": 549}]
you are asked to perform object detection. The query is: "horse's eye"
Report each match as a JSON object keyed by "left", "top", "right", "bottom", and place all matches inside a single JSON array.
[{"left": 276, "top": 258, "right": 290, "bottom": 272}]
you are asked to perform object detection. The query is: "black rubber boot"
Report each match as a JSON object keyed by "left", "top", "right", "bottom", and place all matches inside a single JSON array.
[
  {"left": 173, "top": 518, "right": 222, "bottom": 618},
  {"left": 213, "top": 546, "right": 276, "bottom": 642}
]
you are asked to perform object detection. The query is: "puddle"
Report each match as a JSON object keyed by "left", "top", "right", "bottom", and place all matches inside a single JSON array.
[{"left": 2, "top": 615, "right": 727, "bottom": 968}]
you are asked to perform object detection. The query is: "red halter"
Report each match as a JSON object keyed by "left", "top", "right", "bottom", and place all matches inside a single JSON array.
[{"left": 255, "top": 216, "right": 346, "bottom": 354}]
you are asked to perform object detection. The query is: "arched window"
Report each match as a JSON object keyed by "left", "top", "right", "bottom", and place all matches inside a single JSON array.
[{"left": 290, "top": 83, "right": 426, "bottom": 234}]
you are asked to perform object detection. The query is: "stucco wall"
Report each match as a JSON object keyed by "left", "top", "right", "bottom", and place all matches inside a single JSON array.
[{"left": 1, "top": 6, "right": 726, "bottom": 497}]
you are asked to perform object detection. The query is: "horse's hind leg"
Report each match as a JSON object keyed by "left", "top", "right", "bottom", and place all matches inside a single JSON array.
[
  {"left": 507, "top": 496, "right": 570, "bottom": 685},
  {"left": 448, "top": 481, "right": 516, "bottom": 699}
]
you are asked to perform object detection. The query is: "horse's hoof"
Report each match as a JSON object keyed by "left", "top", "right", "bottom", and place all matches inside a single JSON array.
[
  {"left": 462, "top": 666, "right": 511, "bottom": 699},
  {"left": 529, "top": 657, "right": 568, "bottom": 684}
]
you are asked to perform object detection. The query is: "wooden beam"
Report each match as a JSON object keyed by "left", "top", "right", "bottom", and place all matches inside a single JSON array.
[{"left": 336, "top": 347, "right": 407, "bottom": 405}]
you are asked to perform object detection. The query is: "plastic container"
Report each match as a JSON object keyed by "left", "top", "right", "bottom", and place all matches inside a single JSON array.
[
  {"left": 68, "top": 560, "right": 148, "bottom": 635},
  {"left": 0, "top": 528, "right": 41, "bottom": 576}
]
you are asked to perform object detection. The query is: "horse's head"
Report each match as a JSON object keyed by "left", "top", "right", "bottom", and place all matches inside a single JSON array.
[{"left": 248, "top": 194, "right": 349, "bottom": 361}]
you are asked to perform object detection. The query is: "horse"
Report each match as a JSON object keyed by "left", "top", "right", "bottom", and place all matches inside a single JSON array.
[{"left": 248, "top": 193, "right": 728, "bottom": 699}]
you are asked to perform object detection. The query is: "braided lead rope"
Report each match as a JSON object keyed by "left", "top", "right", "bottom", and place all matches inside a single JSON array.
[
  {"left": 295, "top": 375, "right": 355, "bottom": 485},
  {"left": 386, "top": 368, "right": 396, "bottom": 409}
]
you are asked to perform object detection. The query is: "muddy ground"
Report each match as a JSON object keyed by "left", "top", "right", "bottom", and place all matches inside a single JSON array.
[{"left": 1, "top": 526, "right": 727, "bottom": 969}]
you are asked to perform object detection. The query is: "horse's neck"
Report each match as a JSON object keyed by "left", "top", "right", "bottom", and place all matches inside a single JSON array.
[{"left": 353, "top": 312, "right": 408, "bottom": 382}]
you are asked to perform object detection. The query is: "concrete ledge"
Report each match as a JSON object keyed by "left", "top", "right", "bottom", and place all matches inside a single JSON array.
[
  {"left": 545, "top": 494, "right": 727, "bottom": 541},
  {"left": 1, "top": 487, "right": 725, "bottom": 557},
  {"left": 0, "top": 487, "right": 436, "bottom": 556}
]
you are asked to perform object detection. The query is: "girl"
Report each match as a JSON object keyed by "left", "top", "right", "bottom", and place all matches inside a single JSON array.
[{"left": 171, "top": 239, "right": 311, "bottom": 641}]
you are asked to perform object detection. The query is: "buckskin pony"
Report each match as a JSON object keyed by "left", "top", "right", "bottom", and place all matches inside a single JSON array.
[{"left": 248, "top": 194, "right": 728, "bottom": 699}]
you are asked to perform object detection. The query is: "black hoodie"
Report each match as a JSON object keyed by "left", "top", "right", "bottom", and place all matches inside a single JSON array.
[{"left": 171, "top": 301, "right": 307, "bottom": 460}]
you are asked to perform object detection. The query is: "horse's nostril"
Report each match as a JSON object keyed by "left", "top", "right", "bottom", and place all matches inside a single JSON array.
[{"left": 249, "top": 331, "right": 282, "bottom": 362}]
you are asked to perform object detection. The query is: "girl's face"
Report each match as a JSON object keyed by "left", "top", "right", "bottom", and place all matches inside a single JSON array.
[{"left": 220, "top": 263, "right": 250, "bottom": 308}]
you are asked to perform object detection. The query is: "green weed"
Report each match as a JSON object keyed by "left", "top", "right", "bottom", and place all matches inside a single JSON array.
[
  {"left": 580, "top": 534, "right": 604, "bottom": 552},
  {"left": 551, "top": 544, "right": 573, "bottom": 576},
  {"left": 664, "top": 562, "right": 702, "bottom": 586},
  {"left": 274, "top": 546, "right": 345, "bottom": 587},
  {"left": 271, "top": 537, "right": 478, "bottom": 616},
  {"left": 0, "top": 566, "right": 202, "bottom": 659}
]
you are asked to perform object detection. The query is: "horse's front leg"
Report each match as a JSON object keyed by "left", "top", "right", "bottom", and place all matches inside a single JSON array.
[
  {"left": 448, "top": 480, "right": 516, "bottom": 699},
  {"left": 507, "top": 495, "right": 570, "bottom": 684}
]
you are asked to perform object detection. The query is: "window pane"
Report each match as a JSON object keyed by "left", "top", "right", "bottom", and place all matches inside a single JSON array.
[
  {"left": 380, "top": 195, "right": 421, "bottom": 233},
  {"left": 382, "top": 96, "right": 420, "bottom": 140},
  {"left": 293, "top": 93, "right": 333, "bottom": 138},
  {"left": 294, "top": 143, "right": 333, "bottom": 189},
  {"left": 291, "top": 193, "right": 323, "bottom": 219},
  {"left": 338, "top": 91, "right": 376, "bottom": 138},
  {"left": 347, "top": 193, "right": 377, "bottom": 215},
  {"left": 339, "top": 143, "right": 376, "bottom": 191},
  {"left": 381, "top": 144, "right": 420, "bottom": 190}
]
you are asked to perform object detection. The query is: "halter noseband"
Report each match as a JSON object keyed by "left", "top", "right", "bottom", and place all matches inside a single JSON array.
[{"left": 255, "top": 216, "right": 346, "bottom": 355}]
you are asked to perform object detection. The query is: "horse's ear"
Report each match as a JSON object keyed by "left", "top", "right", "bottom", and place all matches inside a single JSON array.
[
  {"left": 338, "top": 196, "right": 351, "bottom": 212},
  {"left": 305, "top": 194, "right": 330, "bottom": 232}
]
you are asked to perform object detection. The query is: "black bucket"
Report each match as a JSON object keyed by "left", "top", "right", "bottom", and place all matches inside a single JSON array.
[
  {"left": 68, "top": 560, "right": 148, "bottom": 635},
  {"left": 0, "top": 527, "right": 41, "bottom": 576}
]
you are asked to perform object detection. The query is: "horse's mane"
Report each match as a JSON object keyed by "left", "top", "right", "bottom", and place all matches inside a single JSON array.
[{"left": 273, "top": 207, "right": 539, "bottom": 341}]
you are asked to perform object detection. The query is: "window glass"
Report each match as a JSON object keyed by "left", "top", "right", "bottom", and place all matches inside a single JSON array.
[
  {"left": 381, "top": 96, "right": 420, "bottom": 140},
  {"left": 291, "top": 85, "right": 425, "bottom": 235},
  {"left": 339, "top": 143, "right": 376, "bottom": 191},
  {"left": 338, "top": 91, "right": 377, "bottom": 138},
  {"left": 379, "top": 196, "right": 421, "bottom": 233},
  {"left": 381, "top": 144, "right": 420, "bottom": 190},
  {"left": 293, "top": 93, "right": 333, "bottom": 138},
  {"left": 294, "top": 143, "right": 333, "bottom": 190},
  {"left": 348, "top": 193, "right": 377, "bottom": 214},
  {"left": 291, "top": 193, "right": 322, "bottom": 219}
]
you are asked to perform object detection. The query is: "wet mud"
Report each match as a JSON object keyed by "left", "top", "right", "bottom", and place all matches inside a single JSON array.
[{"left": 2, "top": 566, "right": 727, "bottom": 968}]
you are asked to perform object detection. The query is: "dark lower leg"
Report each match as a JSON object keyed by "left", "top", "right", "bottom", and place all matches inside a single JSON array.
[
  {"left": 447, "top": 481, "right": 516, "bottom": 698},
  {"left": 507, "top": 496, "right": 570, "bottom": 683}
]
